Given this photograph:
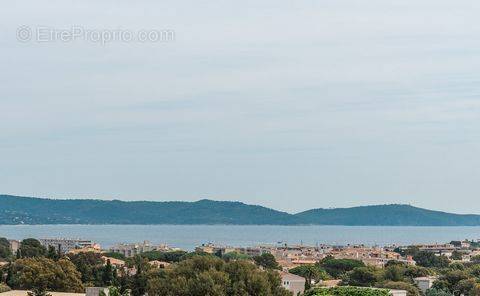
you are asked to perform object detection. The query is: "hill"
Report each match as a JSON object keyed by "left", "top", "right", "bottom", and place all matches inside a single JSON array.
[
  {"left": 295, "top": 204, "right": 480, "bottom": 226},
  {"left": 0, "top": 195, "right": 295, "bottom": 225},
  {"left": 1, "top": 195, "right": 480, "bottom": 226}
]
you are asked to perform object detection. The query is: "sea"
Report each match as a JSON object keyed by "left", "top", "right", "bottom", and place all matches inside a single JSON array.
[{"left": 1, "top": 225, "right": 480, "bottom": 251}]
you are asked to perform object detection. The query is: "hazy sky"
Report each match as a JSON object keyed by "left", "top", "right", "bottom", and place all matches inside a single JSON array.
[{"left": 2, "top": 0, "right": 480, "bottom": 213}]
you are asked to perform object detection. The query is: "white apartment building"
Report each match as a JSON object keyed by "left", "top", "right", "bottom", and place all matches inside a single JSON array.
[
  {"left": 39, "top": 238, "right": 97, "bottom": 254},
  {"left": 109, "top": 241, "right": 155, "bottom": 257}
]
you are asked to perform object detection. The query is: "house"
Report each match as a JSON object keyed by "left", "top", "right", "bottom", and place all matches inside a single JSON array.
[
  {"left": 149, "top": 260, "right": 171, "bottom": 269},
  {"left": 280, "top": 271, "right": 305, "bottom": 295},
  {"left": 389, "top": 289, "right": 407, "bottom": 296},
  {"left": 102, "top": 256, "right": 126, "bottom": 268},
  {"left": 414, "top": 276, "right": 437, "bottom": 293}
]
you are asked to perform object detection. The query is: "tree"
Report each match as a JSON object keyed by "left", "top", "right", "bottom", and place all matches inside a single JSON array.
[
  {"left": 305, "top": 286, "right": 390, "bottom": 296},
  {"left": 67, "top": 252, "right": 105, "bottom": 285},
  {"left": 404, "top": 265, "right": 431, "bottom": 279},
  {"left": 99, "top": 286, "right": 129, "bottom": 296},
  {"left": 222, "top": 252, "right": 250, "bottom": 262},
  {"left": 253, "top": 253, "right": 280, "bottom": 270},
  {"left": 433, "top": 270, "right": 469, "bottom": 294},
  {"left": 289, "top": 264, "right": 329, "bottom": 289},
  {"left": 425, "top": 288, "right": 452, "bottom": 296},
  {"left": 18, "top": 239, "right": 46, "bottom": 258},
  {"left": 140, "top": 250, "right": 188, "bottom": 263},
  {"left": 383, "top": 265, "right": 405, "bottom": 282},
  {"left": 46, "top": 246, "right": 59, "bottom": 260},
  {"left": 450, "top": 250, "right": 463, "bottom": 261},
  {"left": 320, "top": 258, "right": 365, "bottom": 278},
  {"left": 102, "top": 260, "right": 115, "bottom": 286},
  {"left": 470, "top": 255, "right": 480, "bottom": 264},
  {"left": 413, "top": 251, "right": 449, "bottom": 268},
  {"left": 102, "top": 252, "right": 126, "bottom": 261},
  {"left": 7, "top": 257, "right": 83, "bottom": 292},
  {"left": 0, "top": 238, "right": 12, "bottom": 260},
  {"left": 376, "top": 281, "right": 421, "bottom": 296},
  {"left": 146, "top": 255, "right": 290, "bottom": 296},
  {"left": 27, "top": 274, "right": 52, "bottom": 296},
  {"left": 345, "top": 267, "right": 380, "bottom": 287}
]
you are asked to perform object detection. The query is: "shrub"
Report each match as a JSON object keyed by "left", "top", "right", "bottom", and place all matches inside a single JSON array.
[
  {"left": 0, "top": 284, "right": 11, "bottom": 293},
  {"left": 305, "top": 287, "right": 390, "bottom": 296}
]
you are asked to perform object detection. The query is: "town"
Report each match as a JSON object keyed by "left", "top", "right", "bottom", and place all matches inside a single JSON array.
[{"left": 2, "top": 237, "right": 480, "bottom": 295}]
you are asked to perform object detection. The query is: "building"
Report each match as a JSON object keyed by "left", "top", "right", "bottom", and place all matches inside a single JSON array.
[
  {"left": 102, "top": 256, "right": 126, "bottom": 268},
  {"left": 149, "top": 260, "right": 171, "bottom": 269},
  {"left": 414, "top": 276, "right": 437, "bottom": 293},
  {"left": 280, "top": 271, "right": 305, "bottom": 295},
  {"left": 8, "top": 240, "right": 20, "bottom": 254},
  {"left": 109, "top": 241, "right": 155, "bottom": 257},
  {"left": 389, "top": 289, "right": 407, "bottom": 296},
  {"left": 39, "top": 238, "right": 99, "bottom": 254}
]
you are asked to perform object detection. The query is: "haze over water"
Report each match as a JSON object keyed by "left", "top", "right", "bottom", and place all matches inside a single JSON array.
[{"left": 2, "top": 225, "right": 480, "bottom": 251}]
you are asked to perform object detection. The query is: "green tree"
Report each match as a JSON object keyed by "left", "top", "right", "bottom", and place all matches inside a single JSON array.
[
  {"left": 344, "top": 267, "right": 380, "bottom": 287},
  {"left": 425, "top": 288, "right": 452, "bottom": 296},
  {"left": 146, "top": 255, "right": 290, "bottom": 296},
  {"left": 305, "top": 286, "right": 390, "bottom": 296},
  {"left": 0, "top": 238, "right": 12, "bottom": 260},
  {"left": 67, "top": 252, "right": 105, "bottom": 285},
  {"left": 413, "top": 251, "right": 449, "bottom": 268},
  {"left": 404, "top": 265, "right": 431, "bottom": 279},
  {"left": 18, "top": 239, "right": 46, "bottom": 258},
  {"left": 99, "top": 286, "right": 129, "bottom": 296},
  {"left": 433, "top": 270, "right": 469, "bottom": 294},
  {"left": 46, "top": 246, "right": 59, "bottom": 260},
  {"left": 222, "top": 252, "right": 250, "bottom": 262},
  {"left": 376, "top": 281, "right": 421, "bottom": 296},
  {"left": 102, "top": 260, "right": 115, "bottom": 286},
  {"left": 102, "top": 252, "right": 126, "bottom": 261},
  {"left": 140, "top": 250, "right": 188, "bottom": 263},
  {"left": 450, "top": 251, "right": 463, "bottom": 261},
  {"left": 253, "top": 253, "right": 280, "bottom": 270},
  {"left": 383, "top": 265, "right": 405, "bottom": 282},
  {"left": 7, "top": 257, "right": 83, "bottom": 292},
  {"left": 289, "top": 264, "right": 329, "bottom": 289},
  {"left": 27, "top": 274, "right": 52, "bottom": 296},
  {"left": 320, "top": 258, "right": 365, "bottom": 278}
]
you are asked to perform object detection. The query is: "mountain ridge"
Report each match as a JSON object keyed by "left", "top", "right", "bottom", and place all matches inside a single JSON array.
[{"left": 1, "top": 194, "right": 479, "bottom": 226}]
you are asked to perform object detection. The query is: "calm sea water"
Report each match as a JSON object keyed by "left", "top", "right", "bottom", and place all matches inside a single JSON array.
[{"left": 1, "top": 225, "right": 480, "bottom": 251}]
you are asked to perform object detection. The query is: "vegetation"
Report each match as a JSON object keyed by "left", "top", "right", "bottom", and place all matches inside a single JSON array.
[
  {"left": 5, "top": 194, "right": 480, "bottom": 225},
  {"left": 146, "top": 256, "right": 291, "bottom": 296},
  {"left": 18, "top": 238, "right": 46, "bottom": 258},
  {"left": 253, "top": 253, "right": 280, "bottom": 270},
  {"left": 289, "top": 264, "right": 330, "bottom": 289},
  {"left": 0, "top": 238, "right": 291, "bottom": 296},
  {"left": 0, "top": 284, "right": 11, "bottom": 293},
  {"left": 320, "top": 256, "right": 365, "bottom": 278},
  {"left": 139, "top": 250, "right": 187, "bottom": 263},
  {"left": 413, "top": 251, "right": 450, "bottom": 268},
  {"left": 6, "top": 257, "right": 83, "bottom": 292},
  {"left": 102, "top": 252, "right": 126, "bottom": 260},
  {"left": 0, "top": 238, "right": 12, "bottom": 261},
  {"left": 305, "top": 287, "right": 390, "bottom": 296}
]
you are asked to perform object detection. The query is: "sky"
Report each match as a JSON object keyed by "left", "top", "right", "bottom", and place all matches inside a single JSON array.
[{"left": 1, "top": 0, "right": 480, "bottom": 214}]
